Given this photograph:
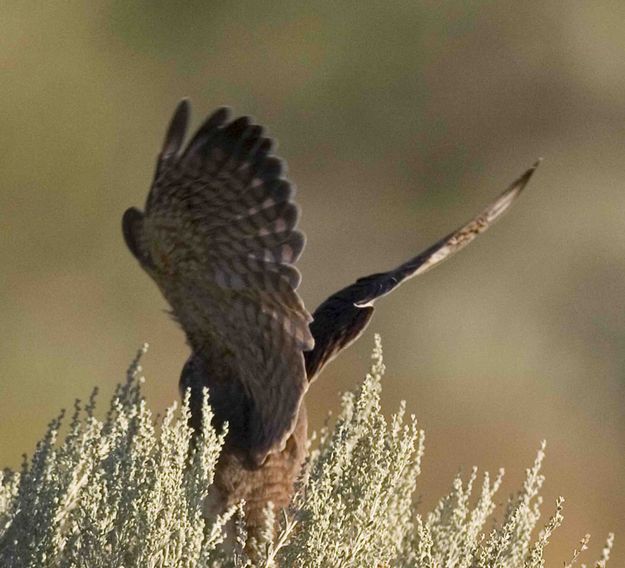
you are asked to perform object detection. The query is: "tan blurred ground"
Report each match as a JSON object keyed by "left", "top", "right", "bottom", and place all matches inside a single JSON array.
[{"left": 1, "top": 2, "right": 624, "bottom": 564}]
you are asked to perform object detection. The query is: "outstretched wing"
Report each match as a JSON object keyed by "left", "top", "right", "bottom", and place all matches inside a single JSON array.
[
  {"left": 123, "top": 100, "right": 314, "bottom": 464},
  {"left": 305, "top": 161, "right": 540, "bottom": 379}
]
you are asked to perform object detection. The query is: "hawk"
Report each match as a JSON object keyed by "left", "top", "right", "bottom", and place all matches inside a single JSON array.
[{"left": 122, "top": 100, "right": 538, "bottom": 535}]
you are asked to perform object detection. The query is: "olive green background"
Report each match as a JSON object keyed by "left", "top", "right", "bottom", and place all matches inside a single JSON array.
[{"left": 1, "top": 2, "right": 624, "bottom": 563}]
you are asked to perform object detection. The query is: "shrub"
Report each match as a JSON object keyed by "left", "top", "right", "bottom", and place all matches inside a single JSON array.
[{"left": 0, "top": 338, "right": 614, "bottom": 567}]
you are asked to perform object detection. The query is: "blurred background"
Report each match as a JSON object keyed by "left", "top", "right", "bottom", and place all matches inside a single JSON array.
[{"left": 1, "top": 1, "right": 624, "bottom": 563}]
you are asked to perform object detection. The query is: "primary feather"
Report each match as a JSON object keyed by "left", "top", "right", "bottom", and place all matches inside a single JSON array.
[{"left": 123, "top": 100, "right": 313, "bottom": 465}]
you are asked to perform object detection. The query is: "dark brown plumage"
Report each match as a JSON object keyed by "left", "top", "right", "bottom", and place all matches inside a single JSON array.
[{"left": 123, "top": 99, "right": 539, "bottom": 535}]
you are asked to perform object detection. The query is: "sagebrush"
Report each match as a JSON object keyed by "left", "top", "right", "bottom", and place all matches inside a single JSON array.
[{"left": 0, "top": 337, "right": 614, "bottom": 567}]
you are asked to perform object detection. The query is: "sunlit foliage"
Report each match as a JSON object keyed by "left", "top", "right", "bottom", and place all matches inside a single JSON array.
[{"left": 0, "top": 339, "right": 613, "bottom": 567}]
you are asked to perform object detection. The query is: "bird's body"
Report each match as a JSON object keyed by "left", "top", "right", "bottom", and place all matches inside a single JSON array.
[
  {"left": 123, "top": 100, "right": 538, "bottom": 539},
  {"left": 205, "top": 405, "right": 308, "bottom": 534}
]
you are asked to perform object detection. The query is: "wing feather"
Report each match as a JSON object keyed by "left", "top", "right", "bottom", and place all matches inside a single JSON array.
[
  {"left": 305, "top": 161, "right": 540, "bottom": 380},
  {"left": 123, "top": 101, "right": 313, "bottom": 463},
  {"left": 348, "top": 160, "right": 541, "bottom": 307}
]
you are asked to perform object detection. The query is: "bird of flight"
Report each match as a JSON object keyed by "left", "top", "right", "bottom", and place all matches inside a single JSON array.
[{"left": 122, "top": 100, "right": 539, "bottom": 533}]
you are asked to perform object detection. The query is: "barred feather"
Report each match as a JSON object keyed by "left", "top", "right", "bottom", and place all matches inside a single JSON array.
[
  {"left": 305, "top": 161, "right": 540, "bottom": 380},
  {"left": 123, "top": 100, "right": 313, "bottom": 464}
]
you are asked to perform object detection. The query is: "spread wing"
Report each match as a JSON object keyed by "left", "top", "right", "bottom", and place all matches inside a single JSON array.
[
  {"left": 123, "top": 100, "right": 314, "bottom": 464},
  {"left": 305, "top": 161, "right": 540, "bottom": 379}
]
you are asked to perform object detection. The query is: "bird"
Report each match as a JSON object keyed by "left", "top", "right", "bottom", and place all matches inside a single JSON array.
[{"left": 122, "top": 99, "right": 539, "bottom": 537}]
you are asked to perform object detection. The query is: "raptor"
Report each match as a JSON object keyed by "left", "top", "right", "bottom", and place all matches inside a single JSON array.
[{"left": 122, "top": 100, "right": 538, "bottom": 535}]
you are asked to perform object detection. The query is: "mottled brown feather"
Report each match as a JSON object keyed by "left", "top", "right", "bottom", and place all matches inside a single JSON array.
[
  {"left": 305, "top": 160, "right": 540, "bottom": 380},
  {"left": 123, "top": 101, "right": 313, "bottom": 465}
]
